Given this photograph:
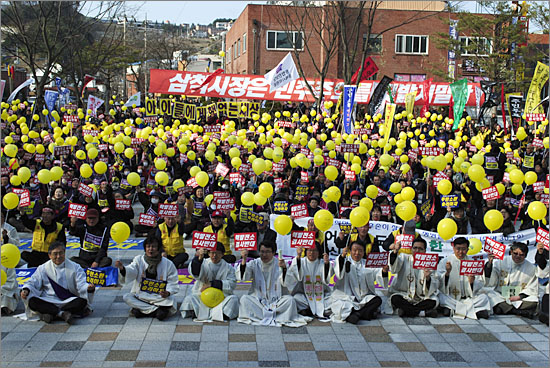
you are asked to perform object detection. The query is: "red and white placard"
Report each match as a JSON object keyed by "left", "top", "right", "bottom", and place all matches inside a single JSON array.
[
  {"left": 78, "top": 183, "right": 94, "bottom": 198},
  {"left": 290, "top": 231, "right": 316, "bottom": 249},
  {"left": 215, "top": 197, "right": 235, "bottom": 211},
  {"left": 412, "top": 253, "right": 439, "bottom": 270},
  {"left": 300, "top": 171, "right": 309, "bottom": 183},
  {"left": 68, "top": 203, "right": 88, "bottom": 219},
  {"left": 234, "top": 232, "right": 257, "bottom": 251},
  {"left": 366, "top": 157, "right": 377, "bottom": 171},
  {"left": 536, "top": 228, "right": 549, "bottom": 250},
  {"left": 365, "top": 252, "right": 389, "bottom": 268},
  {"left": 459, "top": 260, "right": 485, "bottom": 275},
  {"left": 115, "top": 199, "right": 131, "bottom": 211},
  {"left": 482, "top": 186, "right": 500, "bottom": 201},
  {"left": 396, "top": 234, "right": 415, "bottom": 249},
  {"left": 158, "top": 203, "right": 178, "bottom": 217},
  {"left": 291, "top": 203, "right": 308, "bottom": 219},
  {"left": 186, "top": 177, "right": 198, "bottom": 188},
  {"left": 138, "top": 213, "right": 157, "bottom": 227},
  {"left": 345, "top": 170, "right": 356, "bottom": 181},
  {"left": 215, "top": 163, "right": 230, "bottom": 177},
  {"left": 483, "top": 238, "right": 506, "bottom": 260},
  {"left": 19, "top": 189, "right": 30, "bottom": 207},
  {"left": 191, "top": 231, "right": 217, "bottom": 250}
]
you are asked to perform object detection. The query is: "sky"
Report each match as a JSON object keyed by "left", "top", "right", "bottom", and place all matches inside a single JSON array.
[{"left": 121, "top": 1, "right": 256, "bottom": 25}]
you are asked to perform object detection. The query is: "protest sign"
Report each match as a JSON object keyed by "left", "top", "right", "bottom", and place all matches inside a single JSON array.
[
  {"left": 459, "top": 260, "right": 485, "bottom": 275},
  {"left": 412, "top": 253, "right": 439, "bottom": 270},
  {"left": 115, "top": 199, "right": 131, "bottom": 211},
  {"left": 536, "top": 228, "right": 549, "bottom": 250},
  {"left": 290, "top": 231, "right": 316, "bottom": 248},
  {"left": 484, "top": 237, "right": 506, "bottom": 260},
  {"left": 158, "top": 203, "right": 178, "bottom": 217},
  {"left": 234, "top": 233, "right": 257, "bottom": 251},
  {"left": 140, "top": 278, "right": 167, "bottom": 294},
  {"left": 441, "top": 195, "right": 459, "bottom": 208},
  {"left": 396, "top": 234, "right": 415, "bottom": 249},
  {"left": 291, "top": 203, "right": 308, "bottom": 219},
  {"left": 191, "top": 232, "right": 217, "bottom": 250},
  {"left": 365, "top": 252, "right": 389, "bottom": 268},
  {"left": 482, "top": 186, "right": 500, "bottom": 201},
  {"left": 68, "top": 203, "right": 87, "bottom": 219},
  {"left": 138, "top": 213, "right": 157, "bottom": 227}
]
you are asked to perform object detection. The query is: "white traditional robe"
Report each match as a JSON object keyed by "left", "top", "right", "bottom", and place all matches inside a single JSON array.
[
  {"left": 330, "top": 256, "right": 383, "bottom": 323},
  {"left": 1, "top": 265, "right": 19, "bottom": 312},
  {"left": 388, "top": 253, "right": 439, "bottom": 314},
  {"left": 436, "top": 254, "right": 491, "bottom": 319},
  {"left": 485, "top": 256, "right": 538, "bottom": 309},
  {"left": 537, "top": 263, "right": 549, "bottom": 295},
  {"left": 22, "top": 259, "right": 89, "bottom": 318},
  {"left": 284, "top": 257, "right": 334, "bottom": 319},
  {"left": 119, "top": 255, "right": 179, "bottom": 316},
  {"left": 2, "top": 221, "right": 20, "bottom": 247},
  {"left": 237, "top": 258, "right": 309, "bottom": 327},
  {"left": 180, "top": 258, "right": 238, "bottom": 322}
]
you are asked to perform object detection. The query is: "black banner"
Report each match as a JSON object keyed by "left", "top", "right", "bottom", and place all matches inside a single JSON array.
[{"left": 368, "top": 76, "right": 393, "bottom": 117}]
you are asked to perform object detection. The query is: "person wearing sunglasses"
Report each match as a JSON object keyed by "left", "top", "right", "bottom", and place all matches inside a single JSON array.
[{"left": 484, "top": 242, "right": 538, "bottom": 319}]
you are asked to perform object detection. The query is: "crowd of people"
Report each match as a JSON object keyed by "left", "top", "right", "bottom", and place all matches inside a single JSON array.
[{"left": 0, "top": 95, "right": 548, "bottom": 327}]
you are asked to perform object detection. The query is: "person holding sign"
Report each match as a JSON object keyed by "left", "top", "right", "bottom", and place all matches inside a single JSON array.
[
  {"left": 180, "top": 242, "right": 238, "bottom": 322},
  {"left": 114, "top": 234, "right": 179, "bottom": 321},
  {"left": 388, "top": 238, "right": 440, "bottom": 318},
  {"left": 155, "top": 215, "right": 188, "bottom": 269},
  {"left": 106, "top": 191, "right": 135, "bottom": 234},
  {"left": 283, "top": 241, "right": 334, "bottom": 319},
  {"left": 436, "top": 237, "right": 491, "bottom": 319},
  {"left": 330, "top": 241, "right": 386, "bottom": 324},
  {"left": 203, "top": 210, "right": 236, "bottom": 264},
  {"left": 335, "top": 224, "right": 379, "bottom": 259},
  {"left": 484, "top": 242, "right": 538, "bottom": 319},
  {"left": 249, "top": 213, "right": 277, "bottom": 259},
  {"left": 21, "top": 242, "right": 94, "bottom": 324},
  {"left": 19, "top": 205, "right": 66, "bottom": 267},
  {"left": 237, "top": 241, "right": 308, "bottom": 327},
  {"left": 69, "top": 208, "right": 112, "bottom": 268},
  {"left": 535, "top": 242, "right": 549, "bottom": 325}
]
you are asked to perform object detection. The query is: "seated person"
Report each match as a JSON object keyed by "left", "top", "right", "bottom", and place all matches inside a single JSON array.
[
  {"left": 20, "top": 241, "right": 94, "bottom": 323},
  {"left": 20, "top": 205, "right": 66, "bottom": 267},
  {"left": 203, "top": 210, "right": 236, "bottom": 264},
  {"left": 389, "top": 237, "right": 439, "bottom": 317},
  {"left": 437, "top": 237, "right": 491, "bottom": 319},
  {"left": 1, "top": 265, "right": 19, "bottom": 315},
  {"left": 180, "top": 242, "right": 238, "bottom": 322},
  {"left": 248, "top": 213, "right": 277, "bottom": 259},
  {"left": 114, "top": 234, "right": 179, "bottom": 321},
  {"left": 155, "top": 214, "right": 189, "bottom": 269},
  {"left": 331, "top": 241, "right": 386, "bottom": 324},
  {"left": 284, "top": 242, "right": 334, "bottom": 319},
  {"left": 335, "top": 223, "right": 379, "bottom": 258},
  {"left": 237, "top": 241, "right": 308, "bottom": 327},
  {"left": 485, "top": 242, "right": 539, "bottom": 319},
  {"left": 535, "top": 241, "right": 549, "bottom": 325},
  {"left": 69, "top": 208, "right": 112, "bottom": 268}
]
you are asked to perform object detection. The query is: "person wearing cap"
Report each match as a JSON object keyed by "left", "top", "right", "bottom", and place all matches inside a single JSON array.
[
  {"left": 155, "top": 214, "right": 188, "bottom": 269},
  {"left": 444, "top": 204, "right": 472, "bottom": 235},
  {"left": 69, "top": 208, "right": 112, "bottom": 268},
  {"left": 180, "top": 242, "right": 238, "bottom": 322},
  {"left": 350, "top": 190, "right": 361, "bottom": 207},
  {"left": 236, "top": 241, "right": 309, "bottom": 327},
  {"left": 283, "top": 241, "right": 334, "bottom": 319},
  {"left": 484, "top": 242, "right": 538, "bottom": 319},
  {"left": 114, "top": 234, "right": 179, "bottom": 321},
  {"left": 19, "top": 204, "right": 66, "bottom": 267},
  {"left": 248, "top": 212, "right": 277, "bottom": 259},
  {"left": 203, "top": 210, "right": 236, "bottom": 264}
]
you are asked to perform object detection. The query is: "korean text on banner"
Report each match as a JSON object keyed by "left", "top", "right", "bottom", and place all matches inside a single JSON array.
[
  {"left": 263, "top": 52, "right": 300, "bottom": 92},
  {"left": 484, "top": 237, "right": 506, "bottom": 260},
  {"left": 383, "top": 103, "right": 396, "bottom": 153},
  {"left": 234, "top": 233, "right": 257, "bottom": 251},
  {"left": 342, "top": 85, "right": 357, "bottom": 134},
  {"left": 365, "top": 252, "right": 389, "bottom": 268},
  {"left": 459, "top": 260, "right": 484, "bottom": 276},
  {"left": 412, "top": 253, "right": 438, "bottom": 270},
  {"left": 524, "top": 61, "right": 549, "bottom": 115},
  {"left": 191, "top": 232, "right": 217, "bottom": 250}
]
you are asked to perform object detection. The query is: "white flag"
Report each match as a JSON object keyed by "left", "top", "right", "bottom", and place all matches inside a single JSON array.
[
  {"left": 264, "top": 52, "right": 300, "bottom": 92},
  {"left": 124, "top": 92, "right": 141, "bottom": 107},
  {"left": 7, "top": 77, "right": 35, "bottom": 103},
  {"left": 86, "top": 94, "right": 105, "bottom": 117}
]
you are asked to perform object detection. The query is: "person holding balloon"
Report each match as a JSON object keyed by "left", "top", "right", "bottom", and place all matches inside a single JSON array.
[
  {"left": 180, "top": 242, "right": 239, "bottom": 322},
  {"left": 283, "top": 241, "right": 334, "bottom": 319},
  {"left": 388, "top": 237, "right": 440, "bottom": 318},
  {"left": 114, "top": 234, "right": 179, "bottom": 321},
  {"left": 484, "top": 242, "right": 538, "bottom": 319},
  {"left": 1, "top": 243, "right": 21, "bottom": 315},
  {"left": 19, "top": 205, "right": 66, "bottom": 267},
  {"left": 436, "top": 237, "right": 491, "bottom": 320},
  {"left": 21, "top": 241, "right": 94, "bottom": 324}
]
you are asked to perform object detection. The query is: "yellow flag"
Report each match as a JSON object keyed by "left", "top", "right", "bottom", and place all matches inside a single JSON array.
[
  {"left": 524, "top": 61, "right": 549, "bottom": 115},
  {"left": 383, "top": 103, "right": 396, "bottom": 153},
  {"left": 405, "top": 92, "right": 416, "bottom": 117}
]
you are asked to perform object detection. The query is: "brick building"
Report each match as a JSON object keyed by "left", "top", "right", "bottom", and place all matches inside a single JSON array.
[{"left": 224, "top": 1, "right": 489, "bottom": 82}]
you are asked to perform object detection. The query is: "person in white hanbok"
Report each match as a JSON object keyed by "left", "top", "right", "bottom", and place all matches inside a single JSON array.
[
  {"left": 330, "top": 241, "right": 386, "bottom": 324},
  {"left": 21, "top": 241, "right": 94, "bottom": 323},
  {"left": 180, "top": 242, "right": 238, "bottom": 322},
  {"left": 437, "top": 237, "right": 491, "bottom": 320},
  {"left": 284, "top": 242, "right": 334, "bottom": 319},
  {"left": 115, "top": 234, "right": 179, "bottom": 320},
  {"left": 389, "top": 237, "right": 439, "bottom": 317},
  {"left": 1, "top": 211, "right": 21, "bottom": 315},
  {"left": 535, "top": 241, "right": 549, "bottom": 325},
  {"left": 237, "top": 241, "right": 309, "bottom": 327},
  {"left": 484, "top": 242, "right": 538, "bottom": 318}
]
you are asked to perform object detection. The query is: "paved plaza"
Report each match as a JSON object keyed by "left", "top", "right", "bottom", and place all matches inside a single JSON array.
[{"left": 1, "top": 243, "right": 549, "bottom": 368}]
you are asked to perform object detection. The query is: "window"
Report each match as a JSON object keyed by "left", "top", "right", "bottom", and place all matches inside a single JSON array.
[
  {"left": 394, "top": 73, "right": 426, "bottom": 82},
  {"left": 266, "top": 30, "right": 303, "bottom": 50},
  {"left": 363, "top": 34, "right": 382, "bottom": 54},
  {"left": 242, "top": 33, "right": 247, "bottom": 53},
  {"left": 395, "top": 35, "right": 428, "bottom": 55},
  {"left": 237, "top": 39, "right": 241, "bottom": 56},
  {"left": 227, "top": 47, "right": 231, "bottom": 63},
  {"left": 234, "top": 43, "right": 237, "bottom": 59},
  {"left": 459, "top": 36, "right": 491, "bottom": 56}
]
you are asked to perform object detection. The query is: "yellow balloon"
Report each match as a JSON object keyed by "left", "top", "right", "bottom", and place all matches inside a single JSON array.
[
  {"left": 314, "top": 209, "right": 333, "bottom": 232},
  {"left": 468, "top": 238, "right": 482, "bottom": 255},
  {"left": 87, "top": 147, "right": 98, "bottom": 160},
  {"left": 195, "top": 171, "right": 209, "bottom": 187},
  {"left": 395, "top": 201, "right": 416, "bottom": 222},
  {"left": 509, "top": 169, "right": 524, "bottom": 185},
  {"left": 401, "top": 187, "right": 415, "bottom": 201},
  {"left": 37, "top": 169, "right": 52, "bottom": 184},
  {"left": 437, "top": 218, "right": 457, "bottom": 240},
  {"left": 511, "top": 184, "right": 523, "bottom": 196},
  {"left": 252, "top": 158, "right": 266, "bottom": 175},
  {"left": 467, "top": 164, "right": 485, "bottom": 183},
  {"left": 10, "top": 175, "right": 21, "bottom": 187},
  {"left": 2, "top": 193, "right": 19, "bottom": 210},
  {"left": 484, "top": 209, "right": 503, "bottom": 231},
  {"left": 1, "top": 243, "right": 21, "bottom": 268},
  {"left": 127, "top": 172, "right": 141, "bottom": 186},
  {"left": 241, "top": 192, "right": 255, "bottom": 207},
  {"left": 124, "top": 148, "right": 135, "bottom": 159},
  {"left": 94, "top": 161, "right": 107, "bottom": 175},
  {"left": 360, "top": 197, "right": 373, "bottom": 211},
  {"left": 324, "top": 166, "right": 338, "bottom": 181},
  {"left": 80, "top": 164, "right": 93, "bottom": 178},
  {"left": 18, "top": 167, "right": 31, "bottom": 183},
  {"left": 254, "top": 193, "right": 267, "bottom": 206},
  {"left": 349, "top": 207, "right": 370, "bottom": 228},
  {"left": 200, "top": 287, "right": 225, "bottom": 308},
  {"left": 524, "top": 171, "right": 537, "bottom": 186},
  {"left": 3, "top": 144, "right": 18, "bottom": 157},
  {"left": 259, "top": 182, "right": 273, "bottom": 198},
  {"left": 527, "top": 201, "right": 547, "bottom": 221},
  {"left": 437, "top": 179, "right": 452, "bottom": 195},
  {"left": 155, "top": 171, "right": 169, "bottom": 186},
  {"left": 366, "top": 185, "right": 379, "bottom": 199},
  {"left": 274, "top": 214, "right": 293, "bottom": 235},
  {"left": 389, "top": 182, "right": 402, "bottom": 194},
  {"left": 110, "top": 222, "right": 130, "bottom": 243},
  {"left": 50, "top": 166, "right": 63, "bottom": 181},
  {"left": 155, "top": 159, "right": 167, "bottom": 171}
]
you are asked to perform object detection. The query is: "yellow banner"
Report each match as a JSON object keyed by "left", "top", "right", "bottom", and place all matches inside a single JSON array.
[
  {"left": 383, "top": 103, "right": 396, "bottom": 153},
  {"left": 524, "top": 61, "right": 549, "bottom": 115},
  {"left": 405, "top": 92, "right": 416, "bottom": 117}
]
